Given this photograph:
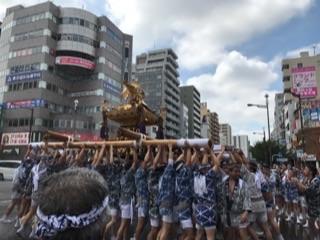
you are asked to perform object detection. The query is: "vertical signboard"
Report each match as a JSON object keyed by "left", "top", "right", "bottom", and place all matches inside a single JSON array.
[{"left": 292, "top": 66, "right": 317, "bottom": 98}]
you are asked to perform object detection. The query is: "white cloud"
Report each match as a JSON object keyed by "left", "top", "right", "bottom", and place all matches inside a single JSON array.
[
  {"left": 106, "top": 0, "right": 313, "bottom": 70},
  {"left": 185, "top": 51, "right": 279, "bottom": 143}
]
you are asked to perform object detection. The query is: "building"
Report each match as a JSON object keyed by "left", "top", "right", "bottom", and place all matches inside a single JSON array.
[
  {"left": 200, "top": 102, "right": 219, "bottom": 143},
  {"left": 219, "top": 123, "right": 232, "bottom": 145},
  {"left": 273, "top": 93, "right": 286, "bottom": 145},
  {"left": 200, "top": 102, "right": 210, "bottom": 138},
  {"left": 0, "top": 2, "right": 132, "bottom": 145},
  {"left": 282, "top": 51, "right": 320, "bottom": 151},
  {"left": 210, "top": 112, "right": 220, "bottom": 144},
  {"left": 233, "top": 135, "right": 250, "bottom": 158},
  {"left": 180, "top": 103, "right": 189, "bottom": 138},
  {"left": 135, "top": 48, "right": 180, "bottom": 138},
  {"left": 180, "top": 85, "right": 201, "bottom": 138}
]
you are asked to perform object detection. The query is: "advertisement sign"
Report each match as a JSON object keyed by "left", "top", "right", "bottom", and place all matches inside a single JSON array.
[
  {"left": 6, "top": 71, "right": 42, "bottom": 83},
  {"left": 103, "top": 82, "right": 121, "bottom": 96},
  {"left": 56, "top": 56, "right": 95, "bottom": 70},
  {"left": 5, "top": 99, "right": 46, "bottom": 109},
  {"left": 310, "top": 108, "right": 318, "bottom": 121},
  {"left": 292, "top": 66, "right": 317, "bottom": 98},
  {"left": 1, "top": 132, "right": 29, "bottom": 145}
]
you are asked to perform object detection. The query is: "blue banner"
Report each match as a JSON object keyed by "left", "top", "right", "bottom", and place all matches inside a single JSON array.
[
  {"left": 6, "top": 71, "right": 42, "bottom": 83},
  {"left": 103, "top": 82, "right": 121, "bottom": 96}
]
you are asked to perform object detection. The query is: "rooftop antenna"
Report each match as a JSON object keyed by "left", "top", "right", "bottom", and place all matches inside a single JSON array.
[{"left": 313, "top": 45, "right": 316, "bottom": 56}]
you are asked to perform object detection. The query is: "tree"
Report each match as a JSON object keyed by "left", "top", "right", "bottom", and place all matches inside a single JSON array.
[{"left": 250, "top": 140, "right": 287, "bottom": 165}]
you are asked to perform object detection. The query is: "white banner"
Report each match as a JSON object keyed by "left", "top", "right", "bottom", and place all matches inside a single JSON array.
[{"left": 1, "top": 132, "right": 29, "bottom": 146}]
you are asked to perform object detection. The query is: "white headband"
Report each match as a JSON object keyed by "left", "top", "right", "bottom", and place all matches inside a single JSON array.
[{"left": 35, "top": 196, "right": 108, "bottom": 238}]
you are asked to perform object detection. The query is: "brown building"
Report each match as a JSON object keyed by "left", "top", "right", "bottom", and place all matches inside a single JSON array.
[{"left": 200, "top": 102, "right": 219, "bottom": 144}]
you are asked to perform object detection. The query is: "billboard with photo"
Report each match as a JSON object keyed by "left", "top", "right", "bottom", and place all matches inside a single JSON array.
[
  {"left": 1, "top": 132, "right": 29, "bottom": 146},
  {"left": 292, "top": 66, "right": 317, "bottom": 98}
]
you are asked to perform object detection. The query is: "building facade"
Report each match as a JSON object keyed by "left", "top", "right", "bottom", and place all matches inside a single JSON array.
[
  {"left": 135, "top": 48, "right": 180, "bottom": 138},
  {"left": 180, "top": 103, "right": 189, "bottom": 138},
  {"left": 200, "top": 102, "right": 219, "bottom": 143},
  {"left": 219, "top": 123, "right": 232, "bottom": 145},
  {"left": 273, "top": 93, "right": 286, "bottom": 145},
  {"left": 282, "top": 51, "right": 320, "bottom": 151},
  {"left": 180, "top": 85, "right": 201, "bottom": 138},
  {"left": 233, "top": 135, "right": 250, "bottom": 158},
  {"left": 0, "top": 2, "right": 132, "bottom": 143}
]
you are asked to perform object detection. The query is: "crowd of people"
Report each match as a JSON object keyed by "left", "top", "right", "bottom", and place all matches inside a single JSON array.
[{"left": 0, "top": 140, "right": 319, "bottom": 240}]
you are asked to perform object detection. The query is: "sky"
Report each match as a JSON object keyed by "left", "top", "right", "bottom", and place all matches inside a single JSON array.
[{"left": 1, "top": 0, "right": 319, "bottom": 144}]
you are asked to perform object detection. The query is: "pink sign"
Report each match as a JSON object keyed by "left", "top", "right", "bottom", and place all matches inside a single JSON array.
[
  {"left": 56, "top": 56, "right": 95, "bottom": 70},
  {"left": 292, "top": 66, "right": 317, "bottom": 98}
]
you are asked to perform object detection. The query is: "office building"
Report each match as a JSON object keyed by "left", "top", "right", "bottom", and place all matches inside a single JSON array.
[
  {"left": 282, "top": 51, "right": 320, "bottom": 151},
  {"left": 200, "top": 102, "right": 219, "bottom": 143},
  {"left": 219, "top": 123, "right": 232, "bottom": 145},
  {"left": 180, "top": 103, "right": 189, "bottom": 138},
  {"left": 180, "top": 85, "right": 201, "bottom": 138},
  {"left": 135, "top": 48, "right": 180, "bottom": 138},
  {"left": 233, "top": 135, "right": 250, "bottom": 158},
  {"left": 0, "top": 2, "right": 132, "bottom": 144},
  {"left": 273, "top": 93, "right": 286, "bottom": 145}
]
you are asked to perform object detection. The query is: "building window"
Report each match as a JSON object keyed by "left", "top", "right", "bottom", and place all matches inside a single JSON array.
[
  {"left": 297, "top": 63, "right": 303, "bottom": 68},
  {"left": 283, "top": 76, "right": 290, "bottom": 82}
]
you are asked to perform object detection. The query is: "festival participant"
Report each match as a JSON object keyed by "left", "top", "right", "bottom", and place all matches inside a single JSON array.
[
  {"left": 35, "top": 168, "right": 109, "bottom": 240},
  {"left": 157, "top": 144, "right": 176, "bottom": 240},
  {"left": 219, "top": 161, "right": 251, "bottom": 240},
  {"left": 233, "top": 152, "right": 272, "bottom": 240},
  {"left": 192, "top": 146, "right": 224, "bottom": 240},
  {"left": 298, "top": 164, "right": 312, "bottom": 227},
  {"left": 147, "top": 145, "right": 165, "bottom": 240},
  {"left": 104, "top": 145, "right": 122, "bottom": 240},
  {"left": 173, "top": 147, "right": 194, "bottom": 240},
  {"left": 291, "top": 164, "right": 320, "bottom": 239},
  {"left": 135, "top": 145, "right": 153, "bottom": 240},
  {"left": 116, "top": 148, "right": 138, "bottom": 240},
  {"left": 17, "top": 144, "right": 51, "bottom": 235},
  {"left": 284, "top": 168, "right": 299, "bottom": 222},
  {"left": 261, "top": 164, "right": 284, "bottom": 240}
]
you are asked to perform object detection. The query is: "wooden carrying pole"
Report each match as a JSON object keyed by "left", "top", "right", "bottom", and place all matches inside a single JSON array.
[
  {"left": 45, "top": 130, "right": 74, "bottom": 142},
  {"left": 118, "top": 127, "right": 153, "bottom": 140},
  {"left": 67, "top": 140, "right": 137, "bottom": 148},
  {"left": 142, "top": 138, "right": 212, "bottom": 147}
]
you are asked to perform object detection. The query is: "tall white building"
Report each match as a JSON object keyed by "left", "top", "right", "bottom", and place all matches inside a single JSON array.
[
  {"left": 233, "top": 135, "right": 250, "bottom": 157},
  {"left": 219, "top": 123, "right": 232, "bottom": 145}
]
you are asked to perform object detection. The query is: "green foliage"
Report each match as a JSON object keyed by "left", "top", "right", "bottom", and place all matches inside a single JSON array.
[{"left": 250, "top": 140, "right": 287, "bottom": 165}]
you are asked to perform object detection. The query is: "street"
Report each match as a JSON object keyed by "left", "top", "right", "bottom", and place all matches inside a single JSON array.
[{"left": 0, "top": 181, "right": 315, "bottom": 240}]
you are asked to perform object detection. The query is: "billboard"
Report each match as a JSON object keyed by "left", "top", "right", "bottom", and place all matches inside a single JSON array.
[
  {"left": 292, "top": 66, "right": 317, "bottom": 98},
  {"left": 56, "top": 56, "right": 95, "bottom": 70},
  {"left": 103, "top": 82, "right": 121, "bottom": 96},
  {"left": 5, "top": 99, "right": 46, "bottom": 109},
  {"left": 1, "top": 132, "right": 29, "bottom": 146},
  {"left": 6, "top": 71, "right": 42, "bottom": 83}
]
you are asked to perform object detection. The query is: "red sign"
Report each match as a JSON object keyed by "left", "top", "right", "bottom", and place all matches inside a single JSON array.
[
  {"left": 56, "top": 56, "right": 95, "bottom": 70},
  {"left": 62, "top": 132, "right": 100, "bottom": 141}
]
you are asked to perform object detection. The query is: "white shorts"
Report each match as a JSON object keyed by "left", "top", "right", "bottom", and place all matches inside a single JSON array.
[
  {"left": 162, "top": 215, "right": 173, "bottom": 223},
  {"left": 138, "top": 206, "right": 148, "bottom": 218},
  {"left": 108, "top": 208, "right": 118, "bottom": 217},
  {"left": 196, "top": 224, "right": 216, "bottom": 231},
  {"left": 150, "top": 217, "right": 160, "bottom": 227},
  {"left": 121, "top": 204, "right": 132, "bottom": 219},
  {"left": 180, "top": 219, "right": 193, "bottom": 229},
  {"left": 249, "top": 212, "right": 268, "bottom": 224}
]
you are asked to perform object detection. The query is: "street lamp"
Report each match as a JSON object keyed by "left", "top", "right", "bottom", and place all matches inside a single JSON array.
[
  {"left": 284, "top": 89, "right": 304, "bottom": 152},
  {"left": 248, "top": 94, "right": 271, "bottom": 165},
  {"left": 253, "top": 128, "right": 267, "bottom": 163},
  {"left": 247, "top": 94, "right": 271, "bottom": 140},
  {"left": 73, "top": 99, "right": 79, "bottom": 139}
]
